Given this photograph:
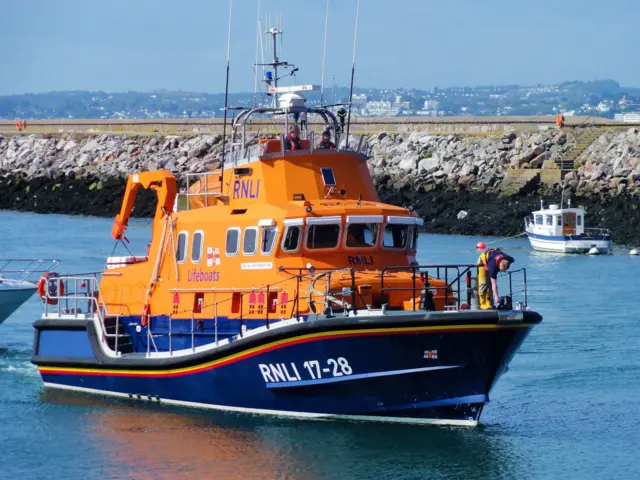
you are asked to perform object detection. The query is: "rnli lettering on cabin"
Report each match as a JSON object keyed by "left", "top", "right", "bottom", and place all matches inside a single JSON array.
[
  {"left": 233, "top": 179, "right": 260, "bottom": 200},
  {"left": 187, "top": 269, "right": 221, "bottom": 283},
  {"left": 348, "top": 255, "right": 375, "bottom": 266}
]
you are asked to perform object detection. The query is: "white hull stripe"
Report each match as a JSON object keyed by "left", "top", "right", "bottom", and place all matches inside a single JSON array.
[
  {"left": 266, "top": 365, "right": 461, "bottom": 389},
  {"left": 42, "top": 382, "right": 478, "bottom": 427}
]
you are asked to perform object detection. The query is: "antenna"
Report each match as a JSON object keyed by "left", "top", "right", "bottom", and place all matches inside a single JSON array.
[
  {"left": 344, "top": 0, "right": 361, "bottom": 150},
  {"left": 253, "top": 0, "right": 262, "bottom": 107},
  {"left": 255, "top": 18, "right": 295, "bottom": 108},
  {"left": 320, "top": 0, "right": 330, "bottom": 105},
  {"left": 220, "top": 0, "right": 234, "bottom": 178}
]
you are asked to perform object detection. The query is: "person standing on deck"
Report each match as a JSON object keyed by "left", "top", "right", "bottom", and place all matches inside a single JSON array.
[{"left": 477, "top": 248, "right": 514, "bottom": 309}]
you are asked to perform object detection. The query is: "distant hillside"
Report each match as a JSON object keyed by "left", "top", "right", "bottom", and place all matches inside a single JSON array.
[{"left": 1, "top": 80, "right": 639, "bottom": 120}]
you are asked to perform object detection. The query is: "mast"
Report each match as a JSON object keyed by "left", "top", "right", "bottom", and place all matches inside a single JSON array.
[
  {"left": 345, "top": 0, "right": 361, "bottom": 149},
  {"left": 320, "top": 0, "right": 330, "bottom": 105},
  {"left": 268, "top": 26, "right": 281, "bottom": 107},
  {"left": 220, "top": 0, "right": 234, "bottom": 176}
]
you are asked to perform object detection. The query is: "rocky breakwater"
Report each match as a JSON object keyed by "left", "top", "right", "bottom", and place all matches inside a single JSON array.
[
  {"left": 369, "top": 128, "right": 640, "bottom": 245},
  {"left": 1, "top": 128, "right": 640, "bottom": 244},
  {"left": 0, "top": 133, "right": 224, "bottom": 217}
]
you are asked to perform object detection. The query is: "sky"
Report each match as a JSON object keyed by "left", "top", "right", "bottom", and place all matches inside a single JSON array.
[{"left": 1, "top": 0, "right": 639, "bottom": 95}]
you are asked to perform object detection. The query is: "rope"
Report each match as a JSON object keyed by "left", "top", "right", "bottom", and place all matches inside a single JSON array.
[{"left": 481, "top": 232, "right": 526, "bottom": 246}]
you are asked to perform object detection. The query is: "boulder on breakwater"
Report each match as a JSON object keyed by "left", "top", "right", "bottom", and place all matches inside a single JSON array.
[{"left": 1, "top": 129, "right": 639, "bottom": 244}]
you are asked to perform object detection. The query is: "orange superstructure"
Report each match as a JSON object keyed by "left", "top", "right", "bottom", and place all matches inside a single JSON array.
[{"left": 97, "top": 92, "right": 458, "bottom": 325}]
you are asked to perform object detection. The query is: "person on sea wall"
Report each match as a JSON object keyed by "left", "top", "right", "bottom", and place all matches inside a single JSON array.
[
  {"left": 317, "top": 130, "right": 335, "bottom": 150},
  {"left": 477, "top": 248, "right": 514, "bottom": 309},
  {"left": 284, "top": 126, "right": 302, "bottom": 151}
]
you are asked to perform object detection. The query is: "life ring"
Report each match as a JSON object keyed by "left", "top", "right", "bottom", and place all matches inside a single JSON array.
[
  {"left": 37, "top": 272, "right": 64, "bottom": 305},
  {"left": 141, "top": 304, "right": 150, "bottom": 326}
]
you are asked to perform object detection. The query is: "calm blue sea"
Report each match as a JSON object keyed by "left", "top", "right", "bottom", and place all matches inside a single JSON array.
[{"left": 1, "top": 210, "right": 639, "bottom": 480}]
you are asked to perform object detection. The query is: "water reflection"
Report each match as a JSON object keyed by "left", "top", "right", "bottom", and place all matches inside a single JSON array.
[{"left": 40, "top": 390, "right": 526, "bottom": 480}]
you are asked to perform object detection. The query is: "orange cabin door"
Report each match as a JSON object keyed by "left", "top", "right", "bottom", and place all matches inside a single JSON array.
[{"left": 562, "top": 212, "right": 576, "bottom": 235}]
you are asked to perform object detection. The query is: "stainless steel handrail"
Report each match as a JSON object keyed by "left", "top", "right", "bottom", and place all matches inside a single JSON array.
[{"left": 0, "top": 258, "right": 59, "bottom": 282}]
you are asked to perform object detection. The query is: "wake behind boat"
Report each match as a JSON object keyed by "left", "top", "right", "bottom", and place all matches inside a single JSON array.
[
  {"left": 0, "top": 259, "right": 59, "bottom": 325},
  {"left": 30, "top": 24, "right": 541, "bottom": 427}
]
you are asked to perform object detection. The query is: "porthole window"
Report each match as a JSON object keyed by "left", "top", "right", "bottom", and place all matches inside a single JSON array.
[
  {"left": 191, "top": 231, "right": 203, "bottom": 263},
  {"left": 176, "top": 231, "right": 188, "bottom": 263},
  {"left": 226, "top": 228, "right": 240, "bottom": 256},
  {"left": 243, "top": 227, "right": 258, "bottom": 256}
]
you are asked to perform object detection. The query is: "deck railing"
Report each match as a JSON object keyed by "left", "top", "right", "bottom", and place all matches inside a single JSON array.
[
  {"left": 380, "top": 264, "right": 528, "bottom": 311},
  {"left": 40, "top": 263, "right": 529, "bottom": 355},
  {"left": 0, "top": 258, "right": 59, "bottom": 282}
]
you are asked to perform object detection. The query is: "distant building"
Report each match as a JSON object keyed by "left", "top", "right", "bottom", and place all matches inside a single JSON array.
[
  {"left": 614, "top": 113, "right": 640, "bottom": 122},
  {"left": 351, "top": 94, "right": 367, "bottom": 106}
]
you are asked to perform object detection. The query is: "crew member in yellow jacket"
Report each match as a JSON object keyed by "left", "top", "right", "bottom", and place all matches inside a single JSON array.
[{"left": 477, "top": 248, "right": 515, "bottom": 309}]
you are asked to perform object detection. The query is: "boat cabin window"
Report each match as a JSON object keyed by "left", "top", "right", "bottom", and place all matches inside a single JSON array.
[
  {"left": 176, "top": 231, "right": 188, "bottom": 264},
  {"left": 307, "top": 224, "right": 341, "bottom": 250},
  {"left": 321, "top": 167, "right": 336, "bottom": 186},
  {"left": 383, "top": 224, "right": 409, "bottom": 249},
  {"left": 345, "top": 223, "right": 378, "bottom": 248},
  {"left": 243, "top": 227, "right": 258, "bottom": 256},
  {"left": 546, "top": 215, "right": 553, "bottom": 226},
  {"left": 535, "top": 215, "right": 543, "bottom": 225},
  {"left": 261, "top": 227, "right": 277, "bottom": 255},
  {"left": 282, "top": 226, "right": 301, "bottom": 253},
  {"left": 225, "top": 228, "right": 240, "bottom": 256},
  {"left": 577, "top": 215, "right": 582, "bottom": 226},
  {"left": 191, "top": 231, "right": 203, "bottom": 264},
  {"left": 408, "top": 226, "right": 418, "bottom": 251},
  {"left": 557, "top": 216, "right": 562, "bottom": 226}
]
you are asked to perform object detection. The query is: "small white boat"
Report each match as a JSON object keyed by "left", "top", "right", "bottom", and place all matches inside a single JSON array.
[
  {"left": 524, "top": 201, "right": 612, "bottom": 254},
  {"left": 0, "top": 259, "right": 59, "bottom": 325}
]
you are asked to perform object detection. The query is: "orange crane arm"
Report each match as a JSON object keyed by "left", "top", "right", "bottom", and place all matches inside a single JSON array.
[{"left": 111, "top": 171, "right": 177, "bottom": 241}]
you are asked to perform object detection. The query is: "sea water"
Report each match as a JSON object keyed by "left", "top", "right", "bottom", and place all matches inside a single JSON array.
[{"left": 1, "top": 210, "right": 639, "bottom": 479}]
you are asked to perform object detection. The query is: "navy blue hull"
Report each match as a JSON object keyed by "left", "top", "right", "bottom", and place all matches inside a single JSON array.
[{"left": 33, "top": 312, "right": 540, "bottom": 425}]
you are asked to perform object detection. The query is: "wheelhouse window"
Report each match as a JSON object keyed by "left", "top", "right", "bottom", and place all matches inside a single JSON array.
[
  {"left": 408, "top": 226, "right": 418, "bottom": 251},
  {"left": 535, "top": 215, "right": 543, "bottom": 225},
  {"left": 191, "top": 231, "right": 203, "bottom": 263},
  {"left": 546, "top": 215, "right": 553, "bottom": 226},
  {"left": 307, "top": 224, "right": 341, "bottom": 249},
  {"left": 176, "top": 231, "right": 188, "bottom": 263},
  {"left": 557, "top": 216, "right": 562, "bottom": 226},
  {"left": 321, "top": 167, "right": 336, "bottom": 186},
  {"left": 383, "top": 224, "right": 409, "bottom": 249},
  {"left": 243, "top": 227, "right": 258, "bottom": 256},
  {"left": 282, "top": 226, "right": 301, "bottom": 253},
  {"left": 577, "top": 215, "right": 582, "bottom": 226},
  {"left": 261, "top": 227, "right": 277, "bottom": 255},
  {"left": 345, "top": 223, "right": 378, "bottom": 248},
  {"left": 225, "top": 228, "right": 240, "bottom": 256}
]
